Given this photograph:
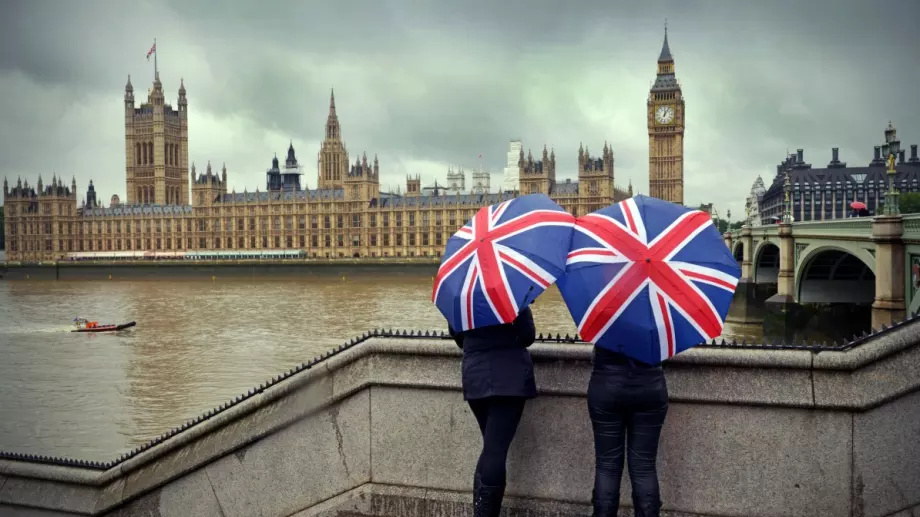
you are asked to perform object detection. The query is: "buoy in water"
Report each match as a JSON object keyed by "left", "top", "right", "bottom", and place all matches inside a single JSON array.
[
  {"left": 26, "top": 274, "right": 30, "bottom": 280},
  {"left": 108, "top": 274, "right": 112, "bottom": 280},
  {"left": 212, "top": 275, "right": 216, "bottom": 281}
]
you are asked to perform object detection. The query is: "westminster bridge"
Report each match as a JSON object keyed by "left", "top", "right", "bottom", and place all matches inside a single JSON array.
[{"left": 724, "top": 213, "right": 920, "bottom": 332}]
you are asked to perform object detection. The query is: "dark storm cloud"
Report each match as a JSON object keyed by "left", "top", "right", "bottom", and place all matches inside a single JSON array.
[{"left": 1, "top": 0, "right": 919, "bottom": 218}]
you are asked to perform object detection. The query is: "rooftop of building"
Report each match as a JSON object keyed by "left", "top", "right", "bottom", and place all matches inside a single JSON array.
[{"left": 762, "top": 141, "right": 920, "bottom": 199}]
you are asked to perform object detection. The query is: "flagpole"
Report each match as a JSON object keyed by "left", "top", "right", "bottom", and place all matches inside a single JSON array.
[{"left": 154, "top": 38, "right": 158, "bottom": 79}]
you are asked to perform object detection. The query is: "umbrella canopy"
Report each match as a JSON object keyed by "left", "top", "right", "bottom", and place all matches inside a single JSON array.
[
  {"left": 432, "top": 193, "right": 575, "bottom": 332},
  {"left": 850, "top": 201, "right": 867, "bottom": 210},
  {"left": 557, "top": 195, "right": 741, "bottom": 364}
]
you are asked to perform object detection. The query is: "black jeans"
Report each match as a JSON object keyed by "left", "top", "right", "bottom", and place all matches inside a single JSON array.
[
  {"left": 468, "top": 396, "right": 526, "bottom": 487},
  {"left": 587, "top": 365, "right": 668, "bottom": 514}
]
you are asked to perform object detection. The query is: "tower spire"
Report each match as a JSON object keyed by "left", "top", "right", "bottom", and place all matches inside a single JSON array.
[
  {"left": 325, "top": 88, "right": 340, "bottom": 140},
  {"left": 658, "top": 20, "right": 672, "bottom": 62}
]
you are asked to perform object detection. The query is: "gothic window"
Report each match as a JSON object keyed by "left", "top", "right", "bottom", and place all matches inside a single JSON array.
[
  {"left": 136, "top": 143, "right": 141, "bottom": 165},
  {"left": 137, "top": 187, "right": 142, "bottom": 202},
  {"left": 312, "top": 235, "right": 318, "bottom": 247},
  {"left": 148, "top": 142, "right": 153, "bottom": 164}
]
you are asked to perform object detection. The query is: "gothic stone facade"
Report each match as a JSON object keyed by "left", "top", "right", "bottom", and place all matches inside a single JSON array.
[{"left": 2, "top": 83, "right": 632, "bottom": 262}]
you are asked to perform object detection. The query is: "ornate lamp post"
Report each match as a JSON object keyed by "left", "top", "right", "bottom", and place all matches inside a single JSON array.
[
  {"left": 882, "top": 121, "right": 901, "bottom": 216},
  {"left": 782, "top": 168, "right": 793, "bottom": 224},
  {"left": 727, "top": 209, "right": 732, "bottom": 231}
]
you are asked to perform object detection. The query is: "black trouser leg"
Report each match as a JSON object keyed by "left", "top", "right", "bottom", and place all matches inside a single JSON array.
[
  {"left": 587, "top": 378, "right": 626, "bottom": 517},
  {"left": 626, "top": 403, "right": 668, "bottom": 517},
  {"left": 468, "top": 396, "right": 526, "bottom": 517}
]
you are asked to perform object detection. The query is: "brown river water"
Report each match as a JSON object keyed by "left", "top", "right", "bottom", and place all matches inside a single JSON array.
[{"left": 0, "top": 268, "right": 765, "bottom": 461}]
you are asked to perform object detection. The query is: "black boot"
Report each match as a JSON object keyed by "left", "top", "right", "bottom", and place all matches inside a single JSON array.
[
  {"left": 631, "top": 494, "right": 661, "bottom": 517},
  {"left": 473, "top": 481, "right": 505, "bottom": 517},
  {"left": 591, "top": 490, "right": 619, "bottom": 517}
]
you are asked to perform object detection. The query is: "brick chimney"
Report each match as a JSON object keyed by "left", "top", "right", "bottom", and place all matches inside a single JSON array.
[
  {"left": 796, "top": 149, "right": 804, "bottom": 163},
  {"left": 910, "top": 144, "right": 919, "bottom": 163}
]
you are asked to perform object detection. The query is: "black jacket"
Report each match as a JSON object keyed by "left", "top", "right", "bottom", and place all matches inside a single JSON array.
[{"left": 448, "top": 306, "right": 538, "bottom": 401}]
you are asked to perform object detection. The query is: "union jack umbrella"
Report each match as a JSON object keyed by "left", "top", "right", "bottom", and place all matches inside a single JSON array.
[
  {"left": 432, "top": 193, "right": 576, "bottom": 332},
  {"left": 557, "top": 195, "right": 741, "bottom": 365}
]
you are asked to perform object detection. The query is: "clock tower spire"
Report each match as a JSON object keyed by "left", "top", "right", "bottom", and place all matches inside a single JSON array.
[{"left": 648, "top": 21, "right": 685, "bottom": 205}]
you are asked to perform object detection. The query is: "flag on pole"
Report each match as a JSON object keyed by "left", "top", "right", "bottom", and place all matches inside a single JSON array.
[
  {"left": 478, "top": 154, "right": 482, "bottom": 159},
  {"left": 146, "top": 42, "right": 157, "bottom": 61}
]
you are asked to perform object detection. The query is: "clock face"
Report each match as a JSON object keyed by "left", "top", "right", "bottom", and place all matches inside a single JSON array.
[{"left": 655, "top": 105, "right": 675, "bottom": 125}]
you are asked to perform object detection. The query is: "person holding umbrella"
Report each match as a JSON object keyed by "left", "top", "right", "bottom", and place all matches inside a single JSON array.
[
  {"left": 557, "top": 195, "right": 741, "bottom": 517},
  {"left": 432, "top": 194, "right": 575, "bottom": 517}
]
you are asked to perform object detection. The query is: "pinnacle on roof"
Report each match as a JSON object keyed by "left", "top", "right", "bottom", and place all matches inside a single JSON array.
[{"left": 658, "top": 21, "right": 673, "bottom": 62}]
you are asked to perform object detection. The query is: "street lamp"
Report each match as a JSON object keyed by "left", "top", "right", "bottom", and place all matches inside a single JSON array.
[
  {"left": 883, "top": 121, "right": 901, "bottom": 216},
  {"left": 782, "top": 168, "right": 793, "bottom": 224}
]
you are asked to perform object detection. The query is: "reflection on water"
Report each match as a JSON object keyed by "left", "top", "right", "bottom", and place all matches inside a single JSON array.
[{"left": 0, "top": 272, "right": 778, "bottom": 460}]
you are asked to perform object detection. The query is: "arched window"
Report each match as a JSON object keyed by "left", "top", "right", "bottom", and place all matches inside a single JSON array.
[
  {"left": 147, "top": 142, "right": 153, "bottom": 165},
  {"left": 174, "top": 145, "right": 179, "bottom": 166},
  {"left": 142, "top": 143, "right": 147, "bottom": 164},
  {"left": 137, "top": 187, "right": 142, "bottom": 203},
  {"left": 136, "top": 143, "right": 141, "bottom": 165}
]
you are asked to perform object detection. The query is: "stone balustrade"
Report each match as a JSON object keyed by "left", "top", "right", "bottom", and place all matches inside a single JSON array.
[{"left": 1, "top": 322, "right": 919, "bottom": 517}]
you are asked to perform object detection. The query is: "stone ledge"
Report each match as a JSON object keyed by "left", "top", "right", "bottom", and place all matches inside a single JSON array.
[
  {"left": 5, "top": 333, "right": 920, "bottom": 485},
  {"left": 1, "top": 332, "right": 919, "bottom": 516},
  {"left": 292, "top": 482, "right": 717, "bottom": 517}
]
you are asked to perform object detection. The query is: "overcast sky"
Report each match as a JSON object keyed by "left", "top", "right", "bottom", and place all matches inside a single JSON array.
[{"left": 1, "top": 0, "right": 918, "bottom": 219}]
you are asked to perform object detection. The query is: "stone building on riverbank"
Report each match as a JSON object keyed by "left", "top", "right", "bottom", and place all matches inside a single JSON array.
[{"left": 2, "top": 75, "right": 633, "bottom": 262}]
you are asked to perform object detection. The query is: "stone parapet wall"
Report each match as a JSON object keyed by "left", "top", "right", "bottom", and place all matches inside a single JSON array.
[{"left": 1, "top": 322, "right": 919, "bottom": 517}]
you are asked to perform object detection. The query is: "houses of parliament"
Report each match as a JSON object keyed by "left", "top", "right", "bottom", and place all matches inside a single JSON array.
[{"left": 2, "top": 31, "right": 685, "bottom": 262}]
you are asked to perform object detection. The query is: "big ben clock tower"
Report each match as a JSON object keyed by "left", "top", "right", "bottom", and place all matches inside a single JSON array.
[{"left": 648, "top": 24, "right": 685, "bottom": 205}]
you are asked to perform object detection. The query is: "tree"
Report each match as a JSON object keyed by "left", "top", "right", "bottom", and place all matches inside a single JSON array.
[{"left": 900, "top": 192, "right": 920, "bottom": 214}]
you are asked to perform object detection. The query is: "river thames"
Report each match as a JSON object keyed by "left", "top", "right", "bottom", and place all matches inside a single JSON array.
[{"left": 0, "top": 269, "right": 784, "bottom": 461}]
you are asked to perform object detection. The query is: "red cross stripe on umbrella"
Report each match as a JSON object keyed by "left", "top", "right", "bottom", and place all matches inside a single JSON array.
[
  {"left": 432, "top": 199, "right": 574, "bottom": 330},
  {"left": 567, "top": 199, "right": 739, "bottom": 359}
]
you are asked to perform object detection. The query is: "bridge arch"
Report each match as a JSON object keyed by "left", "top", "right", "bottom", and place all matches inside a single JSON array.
[
  {"left": 796, "top": 245, "right": 875, "bottom": 304},
  {"left": 732, "top": 241, "right": 744, "bottom": 262},
  {"left": 752, "top": 240, "right": 779, "bottom": 284}
]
